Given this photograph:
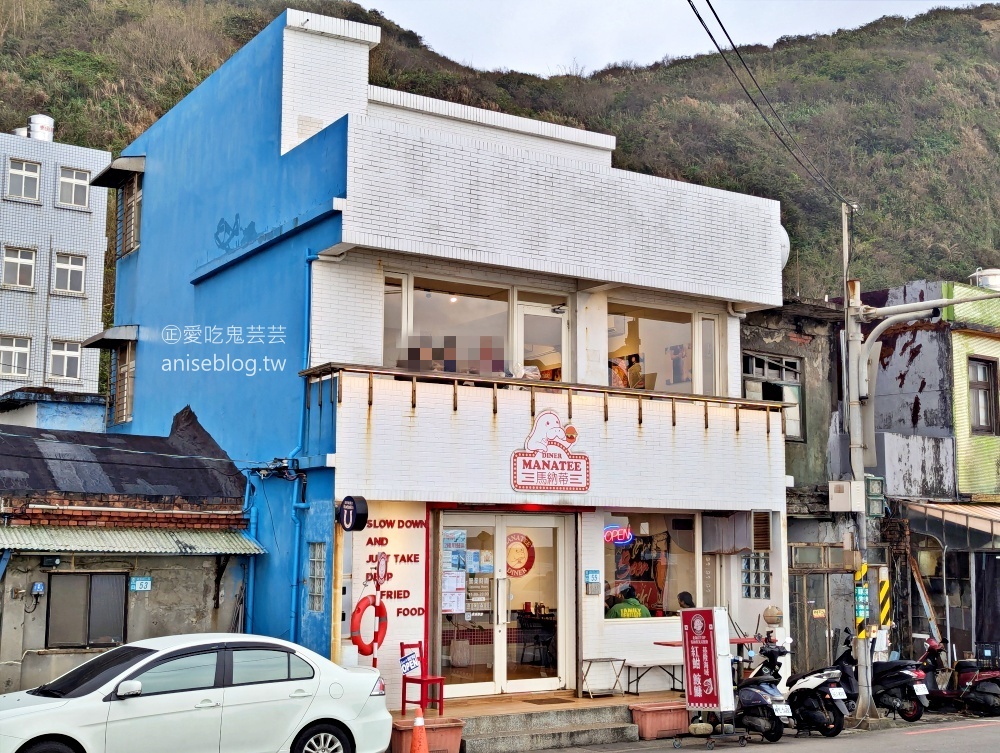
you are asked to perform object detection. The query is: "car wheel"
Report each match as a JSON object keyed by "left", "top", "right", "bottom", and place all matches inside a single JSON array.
[
  {"left": 294, "top": 724, "right": 353, "bottom": 753},
  {"left": 23, "top": 742, "right": 76, "bottom": 753}
]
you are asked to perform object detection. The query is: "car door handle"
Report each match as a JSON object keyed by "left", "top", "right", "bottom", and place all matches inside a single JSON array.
[
  {"left": 289, "top": 689, "right": 312, "bottom": 699},
  {"left": 194, "top": 700, "right": 221, "bottom": 709}
]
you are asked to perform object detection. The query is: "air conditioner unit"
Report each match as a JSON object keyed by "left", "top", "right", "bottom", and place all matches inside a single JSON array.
[{"left": 828, "top": 480, "right": 864, "bottom": 513}]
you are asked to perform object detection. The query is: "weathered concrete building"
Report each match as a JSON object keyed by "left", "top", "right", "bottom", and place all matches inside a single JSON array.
[
  {"left": 742, "top": 298, "right": 858, "bottom": 671},
  {"left": 0, "top": 407, "right": 262, "bottom": 690},
  {"left": 866, "top": 279, "right": 1000, "bottom": 658}
]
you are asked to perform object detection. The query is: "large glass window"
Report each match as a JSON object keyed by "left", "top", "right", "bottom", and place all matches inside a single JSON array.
[
  {"left": 608, "top": 305, "right": 692, "bottom": 393},
  {"left": 603, "top": 513, "right": 696, "bottom": 619},
  {"left": 384, "top": 275, "right": 509, "bottom": 376},
  {"left": 969, "top": 358, "right": 997, "bottom": 434},
  {"left": 743, "top": 352, "right": 803, "bottom": 440}
]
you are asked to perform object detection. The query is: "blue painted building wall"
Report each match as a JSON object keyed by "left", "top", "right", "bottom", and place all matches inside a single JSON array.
[{"left": 108, "top": 12, "right": 347, "bottom": 652}]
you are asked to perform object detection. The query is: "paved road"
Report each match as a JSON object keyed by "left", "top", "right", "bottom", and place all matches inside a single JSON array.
[{"left": 532, "top": 714, "right": 1000, "bottom": 753}]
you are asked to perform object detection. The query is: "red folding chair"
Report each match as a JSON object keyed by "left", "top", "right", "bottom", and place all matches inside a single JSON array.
[{"left": 400, "top": 641, "right": 445, "bottom": 715}]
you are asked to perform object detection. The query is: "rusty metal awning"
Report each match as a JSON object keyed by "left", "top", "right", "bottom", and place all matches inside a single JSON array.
[
  {"left": 0, "top": 527, "right": 264, "bottom": 555},
  {"left": 904, "top": 501, "right": 1000, "bottom": 550}
]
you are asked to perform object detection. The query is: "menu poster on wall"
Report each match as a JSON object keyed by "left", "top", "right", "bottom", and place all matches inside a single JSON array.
[{"left": 468, "top": 550, "right": 480, "bottom": 574}]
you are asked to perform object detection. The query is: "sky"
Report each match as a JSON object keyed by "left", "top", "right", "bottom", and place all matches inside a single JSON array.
[{"left": 365, "top": 0, "right": 983, "bottom": 76}]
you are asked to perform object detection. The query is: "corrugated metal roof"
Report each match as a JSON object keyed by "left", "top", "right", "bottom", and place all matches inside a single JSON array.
[{"left": 0, "top": 527, "right": 264, "bottom": 555}]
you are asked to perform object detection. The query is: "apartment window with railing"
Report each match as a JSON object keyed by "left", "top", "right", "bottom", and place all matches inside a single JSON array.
[
  {"left": 119, "top": 174, "right": 142, "bottom": 257},
  {"left": 58, "top": 167, "right": 90, "bottom": 208},
  {"left": 3, "top": 248, "right": 35, "bottom": 288},
  {"left": 8, "top": 159, "right": 40, "bottom": 201},
  {"left": 742, "top": 351, "right": 803, "bottom": 439},
  {"left": 109, "top": 342, "right": 135, "bottom": 424},
  {"left": 307, "top": 543, "right": 326, "bottom": 612},
  {"left": 0, "top": 336, "right": 30, "bottom": 378}
]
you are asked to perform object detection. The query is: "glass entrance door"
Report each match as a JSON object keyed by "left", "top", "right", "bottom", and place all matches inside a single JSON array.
[
  {"left": 518, "top": 304, "right": 567, "bottom": 382},
  {"left": 440, "top": 514, "right": 565, "bottom": 697}
]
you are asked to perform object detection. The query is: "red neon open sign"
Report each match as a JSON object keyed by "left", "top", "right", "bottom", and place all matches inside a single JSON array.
[{"left": 603, "top": 524, "right": 634, "bottom": 546}]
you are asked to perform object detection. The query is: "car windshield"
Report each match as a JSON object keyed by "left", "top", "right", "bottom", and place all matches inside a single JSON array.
[{"left": 30, "top": 646, "right": 155, "bottom": 698}]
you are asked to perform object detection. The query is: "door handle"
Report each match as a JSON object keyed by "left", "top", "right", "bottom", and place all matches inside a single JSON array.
[
  {"left": 289, "top": 689, "right": 311, "bottom": 699},
  {"left": 194, "top": 700, "right": 220, "bottom": 709}
]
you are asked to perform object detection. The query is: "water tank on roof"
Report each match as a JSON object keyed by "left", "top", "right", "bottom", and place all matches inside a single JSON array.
[
  {"left": 779, "top": 225, "right": 791, "bottom": 269},
  {"left": 12, "top": 127, "right": 27, "bottom": 137},
  {"left": 970, "top": 268, "right": 1000, "bottom": 291},
  {"left": 28, "top": 114, "right": 54, "bottom": 142}
]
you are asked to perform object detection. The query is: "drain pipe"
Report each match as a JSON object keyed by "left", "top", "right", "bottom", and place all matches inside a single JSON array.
[
  {"left": 727, "top": 302, "right": 747, "bottom": 320},
  {"left": 289, "top": 248, "right": 320, "bottom": 643},
  {"left": 243, "top": 475, "right": 258, "bottom": 633}
]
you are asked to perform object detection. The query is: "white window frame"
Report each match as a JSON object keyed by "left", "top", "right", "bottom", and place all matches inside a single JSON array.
[
  {"left": 53, "top": 253, "right": 86, "bottom": 294},
  {"left": 58, "top": 167, "right": 90, "bottom": 208},
  {"left": 50, "top": 341, "right": 81, "bottom": 381},
  {"left": 606, "top": 298, "right": 721, "bottom": 395},
  {"left": 7, "top": 159, "right": 40, "bottom": 201},
  {"left": 2, "top": 248, "right": 36, "bottom": 289},
  {"left": 383, "top": 272, "right": 573, "bottom": 381},
  {"left": 0, "top": 336, "right": 30, "bottom": 378},
  {"left": 742, "top": 351, "right": 804, "bottom": 440}
]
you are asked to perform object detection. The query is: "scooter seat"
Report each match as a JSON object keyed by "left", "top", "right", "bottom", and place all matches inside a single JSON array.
[
  {"left": 955, "top": 660, "right": 980, "bottom": 673},
  {"left": 873, "top": 660, "right": 917, "bottom": 673},
  {"left": 787, "top": 671, "right": 812, "bottom": 687}
]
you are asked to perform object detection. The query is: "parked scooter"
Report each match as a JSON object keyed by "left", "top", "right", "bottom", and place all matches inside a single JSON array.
[
  {"left": 834, "top": 626, "right": 929, "bottom": 721},
  {"left": 918, "top": 638, "right": 1000, "bottom": 715},
  {"left": 756, "top": 632, "right": 849, "bottom": 737},
  {"left": 731, "top": 634, "right": 793, "bottom": 742}
]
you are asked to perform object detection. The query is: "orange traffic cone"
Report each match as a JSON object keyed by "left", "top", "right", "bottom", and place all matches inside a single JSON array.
[{"left": 410, "top": 707, "right": 429, "bottom": 753}]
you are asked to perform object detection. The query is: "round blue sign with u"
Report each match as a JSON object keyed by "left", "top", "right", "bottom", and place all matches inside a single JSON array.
[{"left": 338, "top": 495, "right": 369, "bottom": 532}]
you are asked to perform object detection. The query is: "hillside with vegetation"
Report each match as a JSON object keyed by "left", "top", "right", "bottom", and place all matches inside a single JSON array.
[{"left": 4, "top": 0, "right": 1000, "bottom": 297}]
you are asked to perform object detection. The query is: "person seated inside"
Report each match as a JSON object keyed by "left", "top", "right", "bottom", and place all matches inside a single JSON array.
[
  {"left": 605, "top": 585, "right": 651, "bottom": 618},
  {"left": 677, "top": 591, "right": 696, "bottom": 610}
]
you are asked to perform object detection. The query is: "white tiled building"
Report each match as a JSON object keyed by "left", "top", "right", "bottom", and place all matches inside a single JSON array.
[
  {"left": 0, "top": 124, "right": 109, "bottom": 398},
  {"left": 294, "top": 11, "right": 791, "bottom": 708}
]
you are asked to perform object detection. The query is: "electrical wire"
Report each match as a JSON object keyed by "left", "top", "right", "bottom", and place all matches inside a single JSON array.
[{"left": 685, "top": 0, "right": 854, "bottom": 208}]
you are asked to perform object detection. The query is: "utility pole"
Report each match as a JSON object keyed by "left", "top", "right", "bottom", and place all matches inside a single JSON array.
[{"left": 841, "top": 201, "right": 1000, "bottom": 720}]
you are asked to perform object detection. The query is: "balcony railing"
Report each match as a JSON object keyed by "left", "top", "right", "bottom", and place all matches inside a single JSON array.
[{"left": 301, "top": 362, "right": 789, "bottom": 434}]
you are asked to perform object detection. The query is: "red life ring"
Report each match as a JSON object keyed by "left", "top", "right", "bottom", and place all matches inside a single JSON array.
[{"left": 350, "top": 595, "right": 388, "bottom": 656}]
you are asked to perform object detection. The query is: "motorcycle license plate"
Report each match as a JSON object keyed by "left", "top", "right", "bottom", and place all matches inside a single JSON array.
[
  {"left": 772, "top": 703, "right": 792, "bottom": 717},
  {"left": 913, "top": 683, "right": 929, "bottom": 696},
  {"left": 829, "top": 688, "right": 847, "bottom": 700}
]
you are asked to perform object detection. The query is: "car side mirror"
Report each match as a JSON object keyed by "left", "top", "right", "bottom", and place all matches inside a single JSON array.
[{"left": 117, "top": 680, "right": 142, "bottom": 698}]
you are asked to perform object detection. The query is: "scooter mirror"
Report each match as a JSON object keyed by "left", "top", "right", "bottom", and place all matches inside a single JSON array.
[{"left": 784, "top": 637, "right": 793, "bottom": 645}]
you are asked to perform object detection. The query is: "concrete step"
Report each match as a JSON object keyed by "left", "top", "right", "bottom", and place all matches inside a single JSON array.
[
  {"left": 462, "top": 721, "right": 640, "bottom": 753},
  {"left": 461, "top": 703, "right": 632, "bottom": 736}
]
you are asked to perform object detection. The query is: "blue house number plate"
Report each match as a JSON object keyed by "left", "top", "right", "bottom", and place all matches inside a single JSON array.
[{"left": 130, "top": 576, "right": 153, "bottom": 592}]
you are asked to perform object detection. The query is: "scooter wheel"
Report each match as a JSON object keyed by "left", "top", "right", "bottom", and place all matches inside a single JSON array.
[
  {"left": 673, "top": 740, "right": 682, "bottom": 749},
  {"left": 707, "top": 740, "right": 715, "bottom": 750},
  {"left": 739, "top": 736, "right": 747, "bottom": 747},
  {"left": 898, "top": 699, "right": 923, "bottom": 723}
]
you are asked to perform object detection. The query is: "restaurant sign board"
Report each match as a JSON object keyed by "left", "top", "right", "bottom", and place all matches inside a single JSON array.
[
  {"left": 681, "top": 607, "right": 735, "bottom": 712},
  {"left": 511, "top": 410, "right": 590, "bottom": 493}
]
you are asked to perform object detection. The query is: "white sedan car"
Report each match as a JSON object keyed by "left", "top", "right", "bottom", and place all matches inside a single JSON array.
[{"left": 0, "top": 633, "right": 391, "bottom": 753}]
